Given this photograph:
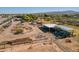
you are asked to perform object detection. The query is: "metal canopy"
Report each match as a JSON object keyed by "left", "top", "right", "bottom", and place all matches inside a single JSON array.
[{"left": 43, "top": 24, "right": 57, "bottom": 28}]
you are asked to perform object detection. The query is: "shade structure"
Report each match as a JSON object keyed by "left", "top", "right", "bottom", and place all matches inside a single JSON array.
[
  {"left": 43, "top": 24, "right": 57, "bottom": 28},
  {"left": 57, "top": 25, "right": 73, "bottom": 31},
  {"left": 43, "top": 24, "right": 73, "bottom": 31}
]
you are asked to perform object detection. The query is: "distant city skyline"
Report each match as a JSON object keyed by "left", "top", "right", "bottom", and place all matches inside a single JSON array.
[{"left": 0, "top": 7, "right": 79, "bottom": 14}]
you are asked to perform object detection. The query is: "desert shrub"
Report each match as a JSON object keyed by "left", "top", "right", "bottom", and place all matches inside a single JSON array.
[{"left": 13, "top": 28, "right": 23, "bottom": 34}]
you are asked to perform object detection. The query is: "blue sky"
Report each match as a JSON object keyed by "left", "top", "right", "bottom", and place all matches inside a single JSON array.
[{"left": 0, "top": 7, "right": 79, "bottom": 14}]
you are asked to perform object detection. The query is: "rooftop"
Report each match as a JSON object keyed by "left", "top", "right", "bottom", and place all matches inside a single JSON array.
[
  {"left": 43, "top": 24, "right": 57, "bottom": 28},
  {"left": 57, "top": 25, "right": 73, "bottom": 31},
  {"left": 43, "top": 24, "right": 73, "bottom": 31}
]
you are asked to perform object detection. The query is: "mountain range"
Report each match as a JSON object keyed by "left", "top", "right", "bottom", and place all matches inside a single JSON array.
[{"left": 33, "top": 10, "right": 79, "bottom": 15}]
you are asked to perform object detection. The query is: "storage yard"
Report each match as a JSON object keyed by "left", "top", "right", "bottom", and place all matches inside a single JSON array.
[{"left": 0, "top": 14, "right": 79, "bottom": 52}]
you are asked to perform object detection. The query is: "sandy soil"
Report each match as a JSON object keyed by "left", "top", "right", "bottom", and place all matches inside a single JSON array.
[{"left": 0, "top": 22, "right": 79, "bottom": 52}]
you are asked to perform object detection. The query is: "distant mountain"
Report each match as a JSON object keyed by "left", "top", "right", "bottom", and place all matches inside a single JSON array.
[
  {"left": 6, "top": 10, "right": 78, "bottom": 15},
  {"left": 45, "top": 10, "right": 79, "bottom": 15},
  {"left": 33, "top": 10, "right": 79, "bottom": 15}
]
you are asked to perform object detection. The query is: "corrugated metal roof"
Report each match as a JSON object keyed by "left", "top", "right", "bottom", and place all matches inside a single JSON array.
[
  {"left": 43, "top": 24, "right": 57, "bottom": 28},
  {"left": 57, "top": 25, "right": 73, "bottom": 31},
  {"left": 43, "top": 24, "right": 73, "bottom": 31}
]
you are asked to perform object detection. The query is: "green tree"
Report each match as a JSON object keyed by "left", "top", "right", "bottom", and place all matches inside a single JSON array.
[
  {"left": 54, "top": 15, "right": 62, "bottom": 20},
  {"left": 22, "top": 14, "right": 37, "bottom": 22}
]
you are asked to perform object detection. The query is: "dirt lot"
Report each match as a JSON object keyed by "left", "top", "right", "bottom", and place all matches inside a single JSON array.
[{"left": 0, "top": 22, "right": 79, "bottom": 52}]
